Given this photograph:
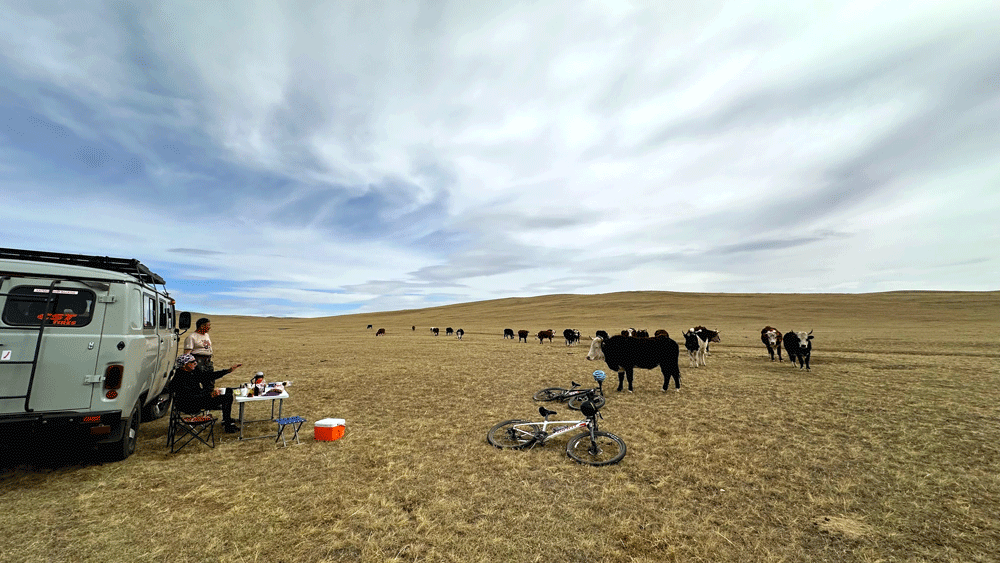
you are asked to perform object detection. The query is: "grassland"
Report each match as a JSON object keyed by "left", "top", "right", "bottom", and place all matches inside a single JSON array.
[{"left": 2, "top": 291, "right": 998, "bottom": 562}]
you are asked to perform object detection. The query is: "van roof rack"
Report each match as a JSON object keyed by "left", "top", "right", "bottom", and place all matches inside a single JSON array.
[{"left": 0, "top": 248, "right": 166, "bottom": 285}]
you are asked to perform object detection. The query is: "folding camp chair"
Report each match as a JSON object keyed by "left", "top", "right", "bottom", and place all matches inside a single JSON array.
[{"left": 166, "top": 391, "right": 216, "bottom": 453}]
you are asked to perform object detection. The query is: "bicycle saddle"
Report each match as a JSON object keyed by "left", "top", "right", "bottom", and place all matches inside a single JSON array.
[{"left": 538, "top": 406, "right": 557, "bottom": 418}]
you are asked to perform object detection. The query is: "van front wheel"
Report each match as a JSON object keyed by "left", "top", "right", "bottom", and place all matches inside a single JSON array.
[{"left": 103, "top": 402, "right": 140, "bottom": 462}]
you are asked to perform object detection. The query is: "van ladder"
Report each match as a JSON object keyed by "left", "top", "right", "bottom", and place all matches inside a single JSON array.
[{"left": 0, "top": 276, "right": 62, "bottom": 412}]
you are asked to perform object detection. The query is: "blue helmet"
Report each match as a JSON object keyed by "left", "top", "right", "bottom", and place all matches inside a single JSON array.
[{"left": 592, "top": 369, "right": 606, "bottom": 382}]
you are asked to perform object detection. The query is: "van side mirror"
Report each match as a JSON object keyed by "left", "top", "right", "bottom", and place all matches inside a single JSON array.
[{"left": 178, "top": 311, "right": 191, "bottom": 331}]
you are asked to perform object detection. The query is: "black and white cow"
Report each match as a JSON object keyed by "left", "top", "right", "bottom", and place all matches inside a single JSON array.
[
  {"left": 782, "top": 330, "right": 814, "bottom": 370},
  {"left": 456, "top": 328, "right": 464, "bottom": 340},
  {"left": 504, "top": 328, "right": 515, "bottom": 339},
  {"left": 563, "top": 328, "right": 580, "bottom": 346},
  {"left": 682, "top": 329, "right": 707, "bottom": 367},
  {"left": 595, "top": 330, "right": 610, "bottom": 341},
  {"left": 430, "top": 327, "right": 439, "bottom": 336},
  {"left": 760, "top": 326, "right": 782, "bottom": 361},
  {"left": 517, "top": 330, "right": 529, "bottom": 343},
  {"left": 693, "top": 326, "right": 720, "bottom": 355},
  {"left": 586, "top": 335, "right": 681, "bottom": 392}
]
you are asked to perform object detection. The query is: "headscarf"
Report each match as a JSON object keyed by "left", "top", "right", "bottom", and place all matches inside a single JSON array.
[{"left": 175, "top": 353, "right": 196, "bottom": 368}]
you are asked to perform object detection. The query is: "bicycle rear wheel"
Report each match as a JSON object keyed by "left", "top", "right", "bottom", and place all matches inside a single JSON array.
[
  {"left": 533, "top": 387, "right": 567, "bottom": 402},
  {"left": 566, "top": 431, "right": 626, "bottom": 466},
  {"left": 487, "top": 419, "right": 539, "bottom": 450},
  {"left": 567, "top": 393, "right": 606, "bottom": 411}
]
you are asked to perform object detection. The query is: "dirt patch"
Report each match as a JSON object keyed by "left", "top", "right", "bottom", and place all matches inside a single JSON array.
[{"left": 812, "top": 515, "right": 875, "bottom": 540}]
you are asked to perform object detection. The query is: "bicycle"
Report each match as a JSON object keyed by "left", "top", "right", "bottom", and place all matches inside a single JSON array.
[
  {"left": 533, "top": 371, "right": 607, "bottom": 410},
  {"left": 486, "top": 390, "right": 626, "bottom": 466}
]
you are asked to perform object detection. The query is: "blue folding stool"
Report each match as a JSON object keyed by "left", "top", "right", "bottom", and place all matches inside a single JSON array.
[{"left": 275, "top": 416, "right": 307, "bottom": 446}]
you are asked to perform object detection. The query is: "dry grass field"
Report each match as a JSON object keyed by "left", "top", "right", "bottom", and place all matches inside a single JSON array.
[{"left": 2, "top": 291, "right": 998, "bottom": 563}]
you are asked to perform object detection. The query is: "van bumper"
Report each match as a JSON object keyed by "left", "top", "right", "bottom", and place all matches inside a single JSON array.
[{"left": 0, "top": 410, "right": 125, "bottom": 443}]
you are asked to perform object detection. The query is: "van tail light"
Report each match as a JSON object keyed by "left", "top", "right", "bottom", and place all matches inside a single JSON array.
[{"left": 103, "top": 365, "right": 124, "bottom": 390}]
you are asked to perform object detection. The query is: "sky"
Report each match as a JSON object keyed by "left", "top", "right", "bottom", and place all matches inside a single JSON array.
[{"left": 1, "top": 1, "right": 997, "bottom": 317}]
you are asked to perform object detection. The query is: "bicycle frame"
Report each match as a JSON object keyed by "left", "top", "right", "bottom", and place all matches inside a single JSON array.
[{"left": 517, "top": 408, "right": 599, "bottom": 446}]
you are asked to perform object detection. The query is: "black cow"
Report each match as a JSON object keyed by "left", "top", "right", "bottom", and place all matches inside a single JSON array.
[
  {"left": 761, "top": 326, "right": 782, "bottom": 361},
  {"left": 412, "top": 326, "right": 415, "bottom": 331},
  {"left": 782, "top": 330, "right": 814, "bottom": 370},
  {"left": 445, "top": 327, "right": 454, "bottom": 336},
  {"left": 456, "top": 328, "right": 464, "bottom": 340},
  {"left": 504, "top": 328, "right": 515, "bottom": 339},
  {"left": 595, "top": 330, "right": 610, "bottom": 341},
  {"left": 635, "top": 329, "right": 649, "bottom": 338},
  {"left": 563, "top": 328, "right": 580, "bottom": 346},
  {"left": 367, "top": 324, "right": 373, "bottom": 329},
  {"left": 517, "top": 329, "right": 529, "bottom": 343},
  {"left": 586, "top": 335, "right": 681, "bottom": 392}
]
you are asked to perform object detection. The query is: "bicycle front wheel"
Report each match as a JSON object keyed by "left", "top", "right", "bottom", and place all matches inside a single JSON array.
[
  {"left": 487, "top": 419, "right": 539, "bottom": 450},
  {"left": 567, "top": 394, "right": 606, "bottom": 411},
  {"left": 533, "top": 388, "right": 567, "bottom": 401},
  {"left": 566, "top": 431, "right": 627, "bottom": 466}
]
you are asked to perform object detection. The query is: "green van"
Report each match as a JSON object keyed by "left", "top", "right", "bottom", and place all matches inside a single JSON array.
[{"left": 0, "top": 248, "right": 191, "bottom": 461}]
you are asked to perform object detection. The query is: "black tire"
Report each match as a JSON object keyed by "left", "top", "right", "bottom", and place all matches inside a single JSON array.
[
  {"left": 567, "top": 394, "right": 606, "bottom": 411},
  {"left": 141, "top": 392, "right": 171, "bottom": 422},
  {"left": 487, "top": 419, "right": 539, "bottom": 450},
  {"left": 533, "top": 388, "right": 567, "bottom": 402},
  {"left": 104, "top": 402, "right": 140, "bottom": 462},
  {"left": 566, "top": 431, "right": 627, "bottom": 466}
]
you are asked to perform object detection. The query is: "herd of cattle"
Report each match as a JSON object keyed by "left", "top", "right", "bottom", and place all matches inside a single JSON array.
[{"left": 366, "top": 324, "right": 814, "bottom": 391}]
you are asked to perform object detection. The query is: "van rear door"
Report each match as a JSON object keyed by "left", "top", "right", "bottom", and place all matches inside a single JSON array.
[{"left": 0, "top": 283, "right": 104, "bottom": 413}]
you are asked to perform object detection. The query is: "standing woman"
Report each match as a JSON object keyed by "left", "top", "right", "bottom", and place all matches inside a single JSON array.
[{"left": 184, "top": 317, "right": 214, "bottom": 371}]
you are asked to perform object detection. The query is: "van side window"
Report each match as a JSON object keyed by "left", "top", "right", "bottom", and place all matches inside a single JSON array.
[
  {"left": 1, "top": 286, "right": 96, "bottom": 327},
  {"left": 143, "top": 295, "right": 156, "bottom": 329},
  {"left": 159, "top": 299, "right": 171, "bottom": 329}
]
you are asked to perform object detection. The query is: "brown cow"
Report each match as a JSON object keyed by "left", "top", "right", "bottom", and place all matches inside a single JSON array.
[
  {"left": 517, "top": 330, "right": 529, "bottom": 342},
  {"left": 654, "top": 329, "right": 669, "bottom": 338},
  {"left": 537, "top": 329, "right": 554, "bottom": 343},
  {"left": 375, "top": 328, "right": 386, "bottom": 336}
]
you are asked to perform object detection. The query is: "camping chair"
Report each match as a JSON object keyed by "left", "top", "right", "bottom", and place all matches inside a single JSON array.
[{"left": 166, "top": 391, "right": 216, "bottom": 453}]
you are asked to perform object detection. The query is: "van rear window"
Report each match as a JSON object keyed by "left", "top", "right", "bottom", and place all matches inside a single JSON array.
[{"left": 2, "top": 286, "right": 96, "bottom": 327}]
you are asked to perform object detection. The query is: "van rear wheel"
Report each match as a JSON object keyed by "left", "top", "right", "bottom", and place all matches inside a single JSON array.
[{"left": 103, "top": 402, "right": 140, "bottom": 462}]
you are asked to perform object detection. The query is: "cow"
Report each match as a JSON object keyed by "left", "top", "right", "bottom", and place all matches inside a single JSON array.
[
  {"left": 367, "top": 324, "right": 373, "bottom": 329},
  {"left": 761, "top": 326, "right": 783, "bottom": 361},
  {"left": 586, "top": 335, "right": 681, "bottom": 392},
  {"left": 563, "top": 328, "right": 580, "bottom": 346},
  {"left": 635, "top": 329, "right": 649, "bottom": 338},
  {"left": 537, "top": 329, "right": 554, "bottom": 343},
  {"left": 412, "top": 326, "right": 415, "bottom": 331},
  {"left": 504, "top": 328, "right": 515, "bottom": 339},
  {"left": 682, "top": 329, "right": 707, "bottom": 367},
  {"left": 783, "top": 330, "right": 814, "bottom": 370},
  {"left": 375, "top": 328, "right": 386, "bottom": 336},
  {"left": 595, "top": 330, "right": 610, "bottom": 341},
  {"left": 456, "top": 328, "right": 464, "bottom": 340},
  {"left": 654, "top": 329, "right": 669, "bottom": 338},
  {"left": 445, "top": 327, "right": 454, "bottom": 336},
  {"left": 430, "top": 327, "right": 439, "bottom": 336},
  {"left": 693, "top": 326, "right": 720, "bottom": 355},
  {"left": 517, "top": 329, "right": 529, "bottom": 343},
  {"left": 620, "top": 330, "right": 630, "bottom": 337}
]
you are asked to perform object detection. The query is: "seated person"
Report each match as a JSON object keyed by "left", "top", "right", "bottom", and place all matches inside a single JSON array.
[{"left": 172, "top": 353, "right": 243, "bottom": 433}]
